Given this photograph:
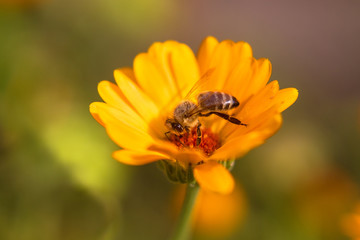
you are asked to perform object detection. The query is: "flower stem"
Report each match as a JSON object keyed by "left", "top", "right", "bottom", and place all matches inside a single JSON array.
[{"left": 170, "top": 184, "right": 199, "bottom": 240}]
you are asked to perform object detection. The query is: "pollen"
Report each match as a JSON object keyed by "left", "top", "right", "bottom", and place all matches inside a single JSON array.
[{"left": 168, "top": 127, "right": 220, "bottom": 156}]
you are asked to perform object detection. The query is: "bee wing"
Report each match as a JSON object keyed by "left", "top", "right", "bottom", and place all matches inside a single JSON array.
[
  {"left": 156, "top": 70, "right": 215, "bottom": 118},
  {"left": 182, "top": 68, "right": 218, "bottom": 118},
  {"left": 184, "top": 68, "right": 215, "bottom": 102}
]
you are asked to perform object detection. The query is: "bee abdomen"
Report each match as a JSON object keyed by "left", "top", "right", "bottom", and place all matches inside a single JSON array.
[{"left": 198, "top": 91, "right": 239, "bottom": 111}]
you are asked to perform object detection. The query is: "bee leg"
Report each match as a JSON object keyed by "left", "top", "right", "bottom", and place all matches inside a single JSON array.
[
  {"left": 196, "top": 123, "right": 202, "bottom": 146},
  {"left": 199, "top": 112, "right": 247, "bottom": 126}
]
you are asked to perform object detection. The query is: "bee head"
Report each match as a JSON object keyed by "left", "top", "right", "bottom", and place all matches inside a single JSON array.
[{"left": 165, "top": 119, "right": 184, "bottom": 134}]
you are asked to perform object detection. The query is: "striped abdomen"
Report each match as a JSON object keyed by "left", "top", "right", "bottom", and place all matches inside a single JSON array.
[{"left": 197, "top": 91, "right": 239, "bottom": 111}]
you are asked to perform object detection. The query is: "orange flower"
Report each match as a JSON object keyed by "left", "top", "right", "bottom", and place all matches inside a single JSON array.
[
  {"left": 173, "top": 184, "right": 247, "bottom": 237},
  {"left": 341, "top": 203, "right": 360, "bottom": 240},
  {"left": 90, "top": 36, "right": 298, "bottom": 194}
]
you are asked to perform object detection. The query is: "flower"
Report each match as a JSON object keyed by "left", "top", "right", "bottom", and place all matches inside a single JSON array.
[
  {"left": 293, "top": 168, "right": 358, "bottom": 236},
  {"left": 341, "top": 203, "right": 360, "bottom": 240},
  {"left": 90, "top": 36, "right": 298, "bottom": 194},
  {"left": 173, "top": 183, "right": 247, "bottom": 238}
]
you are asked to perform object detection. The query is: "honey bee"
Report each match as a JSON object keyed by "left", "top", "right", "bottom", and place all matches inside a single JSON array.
[{"left": 165, "top": 70, "right": 247, "bottom": 146}]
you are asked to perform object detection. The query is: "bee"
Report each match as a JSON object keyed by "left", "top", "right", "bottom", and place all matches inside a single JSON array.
[{"left": 165, "top": 70, "right": 247, "bottom": 146}]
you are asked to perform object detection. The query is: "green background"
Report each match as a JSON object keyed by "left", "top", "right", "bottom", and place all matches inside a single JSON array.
[{"left": 1, "top": 0, "right": 359, "bottom": 239}]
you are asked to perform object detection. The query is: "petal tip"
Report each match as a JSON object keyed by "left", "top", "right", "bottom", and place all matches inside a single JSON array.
[
  {"left": 89, "top": 102, "right": 106, "bottom": 127},
  {"left": 194, "top": 161, "right": 235, "bottom": 195}
]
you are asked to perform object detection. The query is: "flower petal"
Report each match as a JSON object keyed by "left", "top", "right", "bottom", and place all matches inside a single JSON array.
[
  {"left": 173, "top": 149, "right": 206, "bottom": 167},
  {"left": 147, "top": 41, "right": 183, "bottom": 99},
  {"left": 223, "top": 104, "right": 279, "bottom": 141},
  {"left": 97, "top": 80, "right": 138, "bottom": 116},
  {"left": 105, "top": 125, "right": 153, "bottom": 151},
  {"left": 257, "top": 113, "right": 283, "bottom": 139},
  {"left": 93, "top": 102, "right": 155, "bottom": 150},
  {"left": 114, "top": 68, "right": 165, "bottom": 136},
  {"left": 169, "top": 43, "right": 201, "bottom": 98},
  {"left": 112, "top": 149, "right": 169, "bottom": 165},
  {"left": 274, "top": 88, "right": 299, "bottom": 112},
  {"left": 90, "top": 102, "right": 146, "bottom": 130},
  {"left": 197, "top": 36, "right": 219, "bottom": 75},
  {"left": 211, "top": 48, "right": 253, "bottom": 132},
  {"left": 250, "top": 58, "right": 272, "bottom": 92},
  {"left": 233, "top": 41, "right": 253, "bottom": 62},
  {"left": 240, "top": 80, "right": 279, "bottom": 121},
  {"left": 194, "top": 161, "right": 235, "bottom": 194},
  {"left": 114, "top": 68, "right": 159, "bottom": 121},
  {"left": 134, "top": 52, "right": 173, "bottom": 106},
  {"left": 219, "top": 81, "right": 279, "bottom": 138},
  {"left": 215, "top": 111, "right": 282, "bottom": 161},
  {"left": 223, "top": 42, "right": 253, "bottom": 95},
  {"left": 242, "top": 58, "right": 272, "bottom": 101},
  {"left": 149, "top": 41, "right": 200, "bottom": 97},
  {"left": 209, "top": 132, "right": 264, "bottom": 161},
  {"left": 89, "top": 102, "right": 105, "bottom": 127},
  {"left": 207, "top": 40, "right": 236, "bottom": 90}
]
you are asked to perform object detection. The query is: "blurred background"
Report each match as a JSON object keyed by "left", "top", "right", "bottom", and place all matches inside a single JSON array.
[{"left": 1, "top": 0, "right": 360, "bottom": 239}]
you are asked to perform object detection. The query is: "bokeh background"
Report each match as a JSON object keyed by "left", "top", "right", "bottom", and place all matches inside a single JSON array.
[{"left": 1, "top": 0, "right": 360, "bottom": 239}]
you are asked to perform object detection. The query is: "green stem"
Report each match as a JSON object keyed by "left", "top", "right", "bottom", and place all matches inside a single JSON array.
[{"left": 170, "top": 184, "right": 200, "bottom": 240}]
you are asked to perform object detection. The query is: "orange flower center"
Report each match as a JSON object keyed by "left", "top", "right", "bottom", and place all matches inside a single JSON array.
[{"left": 167, "top": 127, "right": 220, "bottom": 156}]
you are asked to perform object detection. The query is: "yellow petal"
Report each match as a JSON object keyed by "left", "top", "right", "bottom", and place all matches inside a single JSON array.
[
  {"left": 134, "top": 52, "right": 173, "bottom": 106},
  {"left": 90, "top": 102, "right": 146, "bottom": 131},
  {"left": 173, "top": 149, "right": 206, "bottom": 167},
  {"left": 257, "top": 114, "right": 283, "bottom": 139},
  {"left": 97, "top": 80, "right": 136, "bottom": 114},
  {"left": 194, "top": 161, "right": 235, "bottom": 194},
  {"left": 210, "top": 133, "right": 264, "bottom": 161},
  {"left": 207, "top": 40, "right": 236, "bottom": 90},
  {"left": 147, "top": 41, "right": 182, "bottom": 100},
  {"left": 149, "top": 41, "right": 200, "bottom": 100},
  {"left": 211, "top": 47, "right": 253, "bottom": 133},
  {"left": 240, "top": 80, "right": 279, "bottom": 121},
  {"left": 89, "top": 102, "right": 105, "bottom": 127},
  {"left": 223, "top": 42, "right": 253, "bottom": 95},
  {"left": 112, "top": 149, "right": 169, "bottom": 165},
  {"left": 234, "top": 41, "right": 253, "bottom": 62},
  {"left": 197, "top": 36, "right": 219, "bottom": 75},
  {"left": 274, "top": 88, "right": 299, "bottom": 112},
  {"left": 114, "top": 68, "right": 165, "bottom": 136},
  {"left": 118, "top": 66, "right": 136, "bottom": 82},
  {"left": 220, "top": 81, "right": 280, "bottom": 138},
  {"left": 218, "top": 109, "right": 282, "bottom": 160},
  {"left": 243, "top": 58, "right": 272, "bottom": 100},
  {"left": 93, "top": 103, "right": 155, "bottom": 150},
  {"left": 169, "top": 43, "right": 201, "bottom": 98},
  {"left": 229, "top": 112, "right": 282, "bottom": 143},
  {"left": 193, "top": 184, "right": 247, "bottom": 237},
  {"left": 105, "top": 124, "right": 154, "bottom": 151},
  {"left": 232, "top": 58, "right": 256, "bottom": 102},
  {"left": 114, "top": 68, "right": 159, "bottom": 121},
  {"left": 223, "top": 104, "right": 279, "bottom": 141}
]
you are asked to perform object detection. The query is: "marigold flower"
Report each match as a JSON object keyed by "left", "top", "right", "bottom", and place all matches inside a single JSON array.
[
  {"left": 173, "top": 184, "right": 247, "bottom": 238},
  {"left": 341, "top": 203, "right": 360, "bottom": 240},
  {"left": 90, "top": 36, "right": 298, "bottom": 194}
]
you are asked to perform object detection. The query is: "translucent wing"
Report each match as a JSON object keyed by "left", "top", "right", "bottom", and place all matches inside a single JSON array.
[
  {"left": 184, "top": 68, "right": 215, "bottom": 102},
  {"left": 182, "top": 68, "right": 218, "bottom": 117},
  {"left": 157, "top": 70, "right": 215, "bottom": 118}
]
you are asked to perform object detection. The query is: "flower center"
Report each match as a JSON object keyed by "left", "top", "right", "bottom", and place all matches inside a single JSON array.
[{"left": 167, "top": 127, "right": 220, "bottom": 156}]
